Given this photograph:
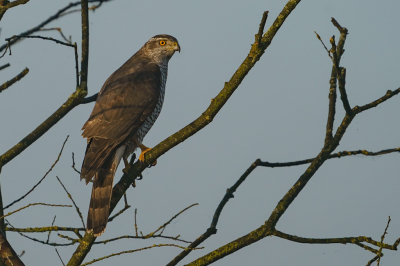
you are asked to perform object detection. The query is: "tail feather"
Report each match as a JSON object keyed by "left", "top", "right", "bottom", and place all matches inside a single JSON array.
[{"left": 87, "top": 154, "right": 117, "bottom": 236}]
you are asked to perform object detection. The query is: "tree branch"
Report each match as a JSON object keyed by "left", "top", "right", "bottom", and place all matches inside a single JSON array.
[
  {"left": 4, "top": 136, "right": 69, "bottom": 210},
  {"left": 272, "top": 230, "right": 399, "bottom": 252},
  {"left": 0, "top": 0, "right": 30, "bottom": 22},
  {"left": 0, "top": 68, "right": 29, "bottom": 94},
  {"left": 184, "top": 18, "right": 400, "bottom": 266},
  {"left": 0, "top": 0, "right": 112, "bottom": 53},
  {"left": 0, "top": 229, "right": 24, "bottom": 266},
  {"left": 257, "top": 147, "right": 400, "bottom": 168}
]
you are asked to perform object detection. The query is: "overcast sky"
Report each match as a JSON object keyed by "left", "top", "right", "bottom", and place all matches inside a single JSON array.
[{"left": 0, "top": 0, "right": 399, "bottom": 265}]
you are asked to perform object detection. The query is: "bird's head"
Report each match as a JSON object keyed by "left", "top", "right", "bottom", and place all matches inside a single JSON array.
[{"left": 143, "top": 34, "right": 180, "bottom": 64}]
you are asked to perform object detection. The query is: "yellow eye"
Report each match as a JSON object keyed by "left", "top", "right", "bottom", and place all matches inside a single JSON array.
[{"left": 159, "top": 40, "right": 166, "bottom": 46}]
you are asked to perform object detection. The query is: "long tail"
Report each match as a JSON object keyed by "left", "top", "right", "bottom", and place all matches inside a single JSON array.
[{"left": 87, "top": 153, "right": 118, "bottom": 236}]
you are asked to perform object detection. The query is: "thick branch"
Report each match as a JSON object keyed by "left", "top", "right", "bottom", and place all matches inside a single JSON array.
[
  {"left": 0, "top": 0, "right": 30, "bottom": 21},
  {"left": 0, "top": 88, "right": 87, "bottom": 169},
  {"left": 0, "top": 229, "right": 24, "bottom": 266}
]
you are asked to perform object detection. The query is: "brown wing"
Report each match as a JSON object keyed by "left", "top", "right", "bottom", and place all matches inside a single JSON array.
[{"left": 80, "top": 57, "right": 162, "bottom": 182}]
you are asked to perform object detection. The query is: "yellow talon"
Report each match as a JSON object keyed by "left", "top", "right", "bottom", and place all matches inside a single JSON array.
[{"left": 139, "top": 144, "right": 157, "bottom": 166}]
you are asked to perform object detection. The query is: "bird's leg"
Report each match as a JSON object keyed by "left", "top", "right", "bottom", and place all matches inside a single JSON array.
[
  {"left": 122, "top": 156, "right": 131, "bottom": 174},
  {"left": 139, "top": 144, "right": 157, "bottom": 166}
]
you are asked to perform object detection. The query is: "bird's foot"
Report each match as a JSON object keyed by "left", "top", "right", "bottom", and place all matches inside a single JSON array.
[
  {"left": 122, "top": 157, "right": 131, "bottom": 174},
  {"left": 139, "top": 144, "right": 157, "bottom": 166}
]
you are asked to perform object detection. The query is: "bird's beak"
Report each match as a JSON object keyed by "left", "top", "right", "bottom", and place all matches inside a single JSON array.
[{"left": 174, "top": 42, "right": 181, "bottom": 53}]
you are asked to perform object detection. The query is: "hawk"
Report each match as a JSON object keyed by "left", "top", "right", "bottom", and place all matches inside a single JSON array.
[{"left": 80, "top": 35, "right": 180, "bottom": 236}]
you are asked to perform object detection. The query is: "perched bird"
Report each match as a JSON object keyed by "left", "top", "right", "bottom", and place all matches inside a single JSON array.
[{"left": 80, "top": 35, "right": 180, "bottom": 236}]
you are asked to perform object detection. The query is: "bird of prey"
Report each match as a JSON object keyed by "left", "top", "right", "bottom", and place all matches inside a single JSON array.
[{"left": 80, "top": 35, "right": 180, "bottom": 236}]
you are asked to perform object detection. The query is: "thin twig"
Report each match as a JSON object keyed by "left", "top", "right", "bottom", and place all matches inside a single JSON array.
[
  {"left": 80, "top": 244, "right": 203, "bottom": 266},
  {"left": 314, "top": 31, "right": 332, "bottom": 59},
  {"left": 5, "top": 35, "right": 74, "bottom": 48},
  {"left": 55, "top": 248, "right": 66, "bottom": 266},
  {"left": 256, "top": 11, "right": 269, "bottom": 44},
  {"left": 6, "top": 226, "right": 85, "bottom": 233},
  {"left": 0, "top": 63, "right": 10, "bottom": 71},
  {"left": 4, "top": 136, "right": 69, "bottom": 210},
  {"left": 366, "top": 255, "right": 380, "bottom": 266},
  {"left": 134, "top": 208, "right": 138, "bottom": 237},
  {"left": 0, "top": 0, "right": 113, "bottom": 53},
  {"left": 0, "top": 67, "right": 29, "bottom": 93},
  {"left": 152, "top": 203, "right": 198, "bottom": 235},
  {"left": 377, "top": 216, "right": 391, "bottom": 266},
  {"left": 107, "top": 205, "right": 130, "bottom": 222},
  {"left": 354, "top": 87, "right": 400, "bottom": 114},
  {"left": 0, "top": 203, "right": 72, "bottom": 220},
  {"left": 330, "top": 33, "right": 352, "bottom": 115},
  {"left": 55, "top": 176, "right": 85, "bottom": 228},
  {"left": 257, "top": 147, "right": 400, "bottom": 168},
  {"left": 94, "top": 235, "right": 191, "bottom": 245},
  {"left": 46, "top": 215, "right": 57, "bottom": 243},
  {"left": 38, "top": 28, "right": 71, "bottom": 43},
  {"left": 6, "top": 220, "right": 80, "bottom": 247},
  {"left": 71, "top": 152, "right": 81, "bottom": 175}
]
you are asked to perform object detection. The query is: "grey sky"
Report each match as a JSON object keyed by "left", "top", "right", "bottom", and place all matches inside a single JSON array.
[{"left": 0, "top": 0, "right": 399, "bottom": 265}]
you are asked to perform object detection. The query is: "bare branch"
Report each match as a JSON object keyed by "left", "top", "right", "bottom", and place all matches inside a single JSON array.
[
  {"left": 257, "top": 147, "right": 400, "bottom": 168},
  {"left": 256, "top": 11, "right": 269, "bottom": 44},
  {"left": 6, "top": 226, "right": 85, "bottom": 233},
  {"left": 0, "top": 0, "right": 112, "bottom": 53},
  {"left": 0, "top": 228, "right": 24, "bottom": 266},
  {"left": 377, "top": 216, "right": 392, "bottom": 266},
  {"left": 0, "top": 0, "right": 30, "bottom": 22},
  {"left": 0, "top": 63, "right": 10, "bottom": 71},
  {"left": 0, "top": 68, "right": 29, "bottom": 94},
  {"left": 353, "top": 87, "right": 400, "bottom": 114},
  {"left": 0, "top": 203, "right": 72, "bottom": 220},
  {"left": 314, "top": 31, "right": 332, "bottom": 59},
  {"left": 80, "top": 244, "right": 203, "bottom": 266},
  {"left": 79, "top": 0, "right": 89, "bottom": 88},
  {"left": 55, "top": 248, "right": 65, "bottom": 266},
  {"left": 272, "top": 230, "right": 398, "bottom": 253},
  {"left": 107, "top": 204, "right": 130, "bottom": 223},
  {"left": 46, "top": 216, "right": 57, "bottom": 244},
  {"left": 5, "top": 34, "right": 74, "bottom": 48},
  {"left": 55, "top": 176, "right": 85, "bottom": 228},
  {"left": 94, "top": 235, "right": 191, "bottom": 245},
  {"left": 71, "top": 152, "right": 81, "bottom": 175},
  {"left": 4, "top": 136, "right": 69, "bottom": 210},
  {"left": 166, "top": 163, "right": 258, "bottom": 266},
  {"left": 38, "top": 27, "right": 71, "bottom": 43}
]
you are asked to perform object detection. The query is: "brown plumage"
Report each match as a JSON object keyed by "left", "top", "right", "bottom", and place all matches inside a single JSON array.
[{"left": 81, "top": 35, "right": 180, "bottom": 236}]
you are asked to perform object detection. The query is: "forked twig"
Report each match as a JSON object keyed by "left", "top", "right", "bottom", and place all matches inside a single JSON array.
[{"left": 4, "top": 136, "right": 69, "bottom": 210}]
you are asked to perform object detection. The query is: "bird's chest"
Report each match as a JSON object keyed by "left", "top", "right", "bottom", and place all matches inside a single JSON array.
[{"left": 129, "top": 65, "right": 168, "bottom": 149}]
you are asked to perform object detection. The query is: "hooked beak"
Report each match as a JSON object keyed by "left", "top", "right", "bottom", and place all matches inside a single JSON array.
[{"left": 174, "top": 42, "right": 181, "bottom": 53}]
